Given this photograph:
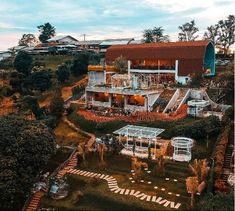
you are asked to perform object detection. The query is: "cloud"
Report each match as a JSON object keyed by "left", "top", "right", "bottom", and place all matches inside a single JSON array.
[
  {"left": 186, "top": 2, "right": 235, "bottom": 21},
  {"left": 0, "top": 23, "right": 29, "bottom": 30},
  {"left": 140, "top": 0, "right": 214, "bottom": 13}
]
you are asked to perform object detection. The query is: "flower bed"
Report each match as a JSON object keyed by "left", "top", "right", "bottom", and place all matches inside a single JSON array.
[{"left": 77, "top": 105, "right": 188, "bottom": 123}]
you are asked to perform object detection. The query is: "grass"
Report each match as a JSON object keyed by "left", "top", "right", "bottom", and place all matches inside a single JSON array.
[
  {"left": 42, "top": 147, "right": 73, "bottom": 173},
  {"left": 39, "top": 153, "right": 193, "bottom": 210},
  {"left": 54, "top": 120, "right": 90, "bottom": 146},
  {"left": 33, "top": 55, "right": 73, "bottom": 71}
]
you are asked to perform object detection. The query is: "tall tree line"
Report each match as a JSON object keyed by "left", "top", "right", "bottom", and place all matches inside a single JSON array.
[{"left": 142, "top": 15, "right": 234, "bottom": 55}]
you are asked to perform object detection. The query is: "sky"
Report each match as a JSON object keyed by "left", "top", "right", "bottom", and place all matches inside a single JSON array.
[{"left": 0, "top": 0, "right": 234, "bottom": 50}]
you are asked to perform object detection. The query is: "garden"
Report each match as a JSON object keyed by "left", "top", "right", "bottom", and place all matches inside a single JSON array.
[{"left": 40, "top": 153, "right": 194, "bottom": 210}]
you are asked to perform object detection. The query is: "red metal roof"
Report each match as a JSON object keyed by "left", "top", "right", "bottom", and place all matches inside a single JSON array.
[{"left": 105, "top": 40, "right": 212, "bottom": 76}]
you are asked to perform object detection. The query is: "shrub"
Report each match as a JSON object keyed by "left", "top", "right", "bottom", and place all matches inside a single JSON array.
[{"left": 14, "top": 51, "right": 33, "bottom": 75}]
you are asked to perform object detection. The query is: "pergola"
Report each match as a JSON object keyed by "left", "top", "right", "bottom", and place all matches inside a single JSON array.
[{"left": 113, "top": 125, "right": 165, "bottom": 156}]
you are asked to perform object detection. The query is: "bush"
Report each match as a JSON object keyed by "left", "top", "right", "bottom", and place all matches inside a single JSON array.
[
  {"left": 190, "top": 73, "right": 202, "bottom": 88},
  {"left": 14, "top": 51, "right": 33, "bottom": 75},
  {"left": 213, "top": 124, "right": 232, "bottom": 179},
  {"left": 167, "top": 116, "right": 221, "bottom": 140},
  {"left": 0, "top": 85, "right": 13, "bottom": 98},
  {"left": 0, "top": 58, "right": 13, "bottom": 69},
  {"left": 56, "top": 64, "right": 70, "bottom": 83},
  {"left": 28, "top": 70, "right": 52, "bottom": 91}
]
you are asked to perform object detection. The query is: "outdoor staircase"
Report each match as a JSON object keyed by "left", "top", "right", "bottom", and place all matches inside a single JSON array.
[
  {"left": 173, "top": 89, "right": 188, "bottom": 112},
  {"left": 25, "top": 191, "right": 45, "bottom": 211},
  {"left": 57, "top": 152, "right": 79, "bottom": 178},
  {"left": 152, "top": 89, "right": 175, "bottom": 112},
  {"left": 221, "top": 127, "right": 234, "bottom": 184}
]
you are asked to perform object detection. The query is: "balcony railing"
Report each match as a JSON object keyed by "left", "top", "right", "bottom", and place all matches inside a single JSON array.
[
  {"left": 88, "top": 65, "right": 104, "bottom": 71},
  {"left": 88, "top": 65, "right": 117, "bottom": 72},
  {"left": 131, "top": 65, "right": 175, "bottom": 70}
]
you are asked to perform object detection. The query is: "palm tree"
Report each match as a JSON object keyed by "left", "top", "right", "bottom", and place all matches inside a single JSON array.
[
  {"left": 131, "top": 156, "right": 148, "bottom": 181},
  {"left": 143, "top": 27, "right": 169, "bottom": 43},
  {"left": 186, "top": 176, "right": 199, "bottom": 208},
  {"left": 154, "top": 148, "right": 165, "bottom": 176},
  {"left": 97, "top": 143, "right": 107, "bottom": 165},
  {"left": 77, "top": 142, "right": 87, "bottom": 162},
  {"left": 189, "top": 159, "right": 209, "bottom": 183}
]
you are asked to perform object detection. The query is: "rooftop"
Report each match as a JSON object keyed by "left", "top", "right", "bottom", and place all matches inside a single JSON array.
[
  {"left": 113, "top": 125, "right": 165, "bottom": 139},
  {"left": 99, "top": 38, "right": 134, "bottom": 46},
  {"left": 47, "top": 35, "right": 79, "bottom": 42}
]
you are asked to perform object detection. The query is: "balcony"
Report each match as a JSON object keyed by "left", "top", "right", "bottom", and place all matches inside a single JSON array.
[{"left": 130, "top": 65, "right": 176, "bottom": 74}]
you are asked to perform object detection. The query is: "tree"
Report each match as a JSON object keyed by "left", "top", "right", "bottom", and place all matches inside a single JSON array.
[
  {"left": 16, "top": 95, "right": 44, "bottom": 119},
  {"left": 14, "top": 51, "right": 33, "bottom": 75},
  {"left": 18, "top": 34, "right": 39, "bottom": 47},
  {"left": 195, "top": 192, "right": 234, "bottom": 211},
  {"left": 189, "top": 159, "right": 209, "bottom": 183},
  {"left": 56, "top": 64, "right": 70, "bottom": 83},
  {"left": 97, "top": 143, "right": 107, "bottom": 165},
  {"left": 29, "top": 70, "right": 52, "bottom": 91},
  {"left": 37, "top": 22, "right": 56, "bottom": 43},
  {"left": 186, "top": 176, "right": 199, "bottom": 208},
  {"left": 143, "top": 27, "right": 169, "bottom": 43},
  {"left": 0, "top": 115, "right": 55, "bottom": 210},
  {"left": 114, "top": 56, "right": 128, "bottom": 73},
  {"left": 154, "top": 148, "right": 165, "bottom": 176},
  {"left": 131, "top": 156, "right": 148, "bottom": 181},
  {"left": 49, "top": 90, "right": 64, "bottom": 119},
  {"left": 70, "top": 51, "right": 90, "bottom": 76},
  {"left": 216, "top": 15, "right": 235, "bottom": 55},
  {"left": 203, "top": 25, "right": 219, "bottom": 44},
  {"left": 178, "top": 20, "right": 199, "bottom": 41}
]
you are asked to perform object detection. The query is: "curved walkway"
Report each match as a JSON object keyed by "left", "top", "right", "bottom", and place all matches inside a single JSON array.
[{"left": 67, "top": 168, "right": 181, "bottom": 209}]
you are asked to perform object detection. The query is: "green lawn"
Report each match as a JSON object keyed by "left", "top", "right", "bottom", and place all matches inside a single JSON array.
[
  {"left": 42, "top": 147, "right": 73, "bottom": 173},
  {"left": 33, "top": 55, "right": 73, "bottom": 71},
  {"left": 54, "top": 120, "right": 90, "bottom": 146},
  {"left": 40, "top": 153, "right": 193, "bottom": 210}
]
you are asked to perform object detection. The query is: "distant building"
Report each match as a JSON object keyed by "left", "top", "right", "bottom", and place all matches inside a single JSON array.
[
  {"left": 47, "top": 35, "right": 79, "bottom": 45},
  {"left": 78, "top": 40, "right": 103, "bottom": 52},
  {"left": 99, "top": 38, "right": 134, "bottom": 54},
  {"left": 0, "top": 50, "right": 12, "bottom": 61}
]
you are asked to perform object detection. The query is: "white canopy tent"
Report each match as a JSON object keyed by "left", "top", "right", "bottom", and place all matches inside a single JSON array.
[{"left": 113, "top": 125, "right": 165, "bottom": 158}]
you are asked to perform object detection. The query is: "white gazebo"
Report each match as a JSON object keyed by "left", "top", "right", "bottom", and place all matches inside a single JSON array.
[
  {"left": 171, "top": 137, "right": 194, "bottom": 162},
  {"left": 113, "top": 125, "right": 165, "bottom": 159}
]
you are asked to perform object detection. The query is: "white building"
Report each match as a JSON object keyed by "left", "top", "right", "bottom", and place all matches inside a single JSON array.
[
  {"left": 47, "top": 35, "right": 79, "bottom": 45},
  {"left": 0, "top": 51, "right": 12, "bottom": 61}
]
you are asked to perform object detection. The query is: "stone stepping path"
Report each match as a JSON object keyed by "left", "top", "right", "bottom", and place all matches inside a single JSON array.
[{"left": 67, "top": 168, "right": 181, "bottom": 209}]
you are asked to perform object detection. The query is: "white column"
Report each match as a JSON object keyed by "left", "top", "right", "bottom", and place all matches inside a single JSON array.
[
  {"left": 124, "top": 96, "right": 127, "bottom": 110},
  {"left": 127, "top": 136, "right": 128, "bottom": 148},
  {"left": 108, "top": 94, "right": 112, "bottom": 107},
  {"left": 144, "top": 96, "right": 148, "bottom": 111},
  {"left": 175, "top": 60, "right": 179, "bottom": 81},
  {"left": 128, "top": 60, "right": 131, "bottom": 75},
  {"left": 154, "top": 139, "right": 156, "bottom": 157}
]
